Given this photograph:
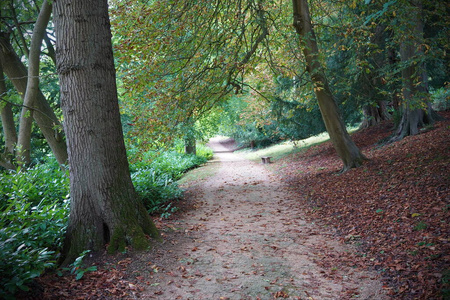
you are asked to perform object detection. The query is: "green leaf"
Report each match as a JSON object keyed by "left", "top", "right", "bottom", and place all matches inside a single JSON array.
[{"left": 75, "top": 271, "right": 85, "bottom": 280}]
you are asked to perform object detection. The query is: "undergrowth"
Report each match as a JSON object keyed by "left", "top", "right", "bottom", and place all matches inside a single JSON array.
[{"left": 0, "top": 144, "right": 213, "bottom": 298}]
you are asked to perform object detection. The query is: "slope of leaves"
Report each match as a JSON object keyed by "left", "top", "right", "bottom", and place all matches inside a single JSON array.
[{"left": 279, "top": 111, "right": 450, "bottom": 299}]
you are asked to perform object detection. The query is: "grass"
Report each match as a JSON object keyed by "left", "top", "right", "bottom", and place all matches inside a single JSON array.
[
  {"left": 239, "top": 131, "right": 331, "bottom": 162},
  {"left": 240, "top": 125, "right": 360, "bottom": 163}
]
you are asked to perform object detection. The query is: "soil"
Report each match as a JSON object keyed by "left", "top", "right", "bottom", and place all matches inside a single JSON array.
[{"left": 126, "top": 137, "right": 387, "bottom": 299}]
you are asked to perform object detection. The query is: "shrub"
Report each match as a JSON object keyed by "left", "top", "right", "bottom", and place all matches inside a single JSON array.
[
  {"left": 130, "top": 149, "right": 211, "bottom": 215},
  {"left": 0, "top": 198, "right": 69, "bottom": 298},
  {"left": 0, "top": 158, "right": 70, "bottom": 298},
  {"left": 131, "top": 168, "right": 182, "bottom": 214},
  {"left": 0, "top": 157, "right": 69, "bottom": 210},
  {"left": 150, "top": 151, "right": 207, "bottom": 180},
  {"left": 194, "top": 143, "right": 214, "bottom": 160},
  {"left": 431, "top": 86, "right": 450, "bottom": 111}
]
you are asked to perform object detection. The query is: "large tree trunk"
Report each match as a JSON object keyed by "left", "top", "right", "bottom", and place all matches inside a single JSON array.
[
  {"left": 17, "top": 0, "right": 52, "bottom": 166},
  {"left": 0, "top": 33, "right": 68, "bottom": 165},
  {"left": 292, "top": 0, "right": 366, "bottom": 171},
  {"left": 390, "top": 0, "right": 438, "bottom": 141},
  {"left": 54, "top": 0, "right": 160, "bottom": 265},
  {"left": 0, "top": 63, "right": 17, "bottom": 170}
]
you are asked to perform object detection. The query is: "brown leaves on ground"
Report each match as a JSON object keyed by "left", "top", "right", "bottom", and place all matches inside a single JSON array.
[
  {"left": 279, "top": 111, "right": 450, "bottom": 299},
  {"left": 24, "top": 112, "right": 448, "bottom": 300},
  {"left": 20, "top": 263, "right": 142, "bottom": 300}
]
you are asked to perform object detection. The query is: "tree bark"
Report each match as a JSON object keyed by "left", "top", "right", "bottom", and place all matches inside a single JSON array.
[
  {"left": 185, "top": 137, "right": 197, "bottom": 155},
  {"left": 292, "top": 0, "right": 366, "bottom": 171},
  {"left": 54, "top": 0, "right": 161, "bottom": 265},
  {"left": 32, "top": 0, "right": 57, "bottom": 64},
  {"left": 360, "top": 101, "right": 390, "bottom": 129},
  {"left": 0, "top": 32, "right": 68, "bottom": 165},
  {"left": 17, "top": 0, "right": 52, "bottom": 166},
  {"left": 390, "top": 0, "right": 438, "bottom": 142},
  {"left": 0, "top": 62, "right": 17, "bottom": 170}
]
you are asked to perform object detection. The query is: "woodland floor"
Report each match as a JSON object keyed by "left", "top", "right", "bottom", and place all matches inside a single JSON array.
[{"left": 28, "top": 111, "right": 449, "bottom": 300}]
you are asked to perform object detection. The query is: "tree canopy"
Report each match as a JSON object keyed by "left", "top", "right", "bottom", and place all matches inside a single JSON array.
[{"left": 110, "top": 0, "right": 448, "bottom": 153}]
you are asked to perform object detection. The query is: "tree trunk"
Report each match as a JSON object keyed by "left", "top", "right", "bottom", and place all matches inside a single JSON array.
[
  {"left": 0, "top": 32, "right": 68, "bottom": 165},
  {"left": 185, "top": 137, "right": 197, "bottom": 155},
  {"left": 390, "top": 0, "right": 439, "bottom": 142},
  {"left": 0, "top": 63, "right": 17, "bottom": 170},
  {"left": 54, "top": 0, "right": 161, "bottom": 265},
  {"left": 184, "top": 119, "right": 197, "bottom": 155},
  {"left": 17, "top": 0, "right": 52, "bottom": 166},
  {"left": 292, "top": 0, "right": 366, "bottom": 171},
  {"left": 360, "top": 100, "right": 390, "bottom": 129},
  {"left": 359, "top": 25, "right": 391, "bottom": 129}
]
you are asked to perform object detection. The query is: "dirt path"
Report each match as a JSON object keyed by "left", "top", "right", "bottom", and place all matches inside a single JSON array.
[{"left": 132, "top": 137, "right": 387, "bottom": 299}]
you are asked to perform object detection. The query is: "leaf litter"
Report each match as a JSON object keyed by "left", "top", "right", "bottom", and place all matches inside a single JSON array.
[{"left": 24, "top": 112, "right": 449, "bottom": 299}]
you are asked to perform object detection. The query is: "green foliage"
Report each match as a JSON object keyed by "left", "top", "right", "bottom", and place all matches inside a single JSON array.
[
  {"left": 230, "top": 122, "right": 282, "bottom": 148},
  {"left": 131, "top": 168, "right": 182, "bottom": 215},
  {"left": 149, "top": 151, "right": 208, "bottom": 180},
  {"left": 413, "top": 221, "right": 428, "bottom": 231},
  {"left": 58, "top": 250, "right": 97, "bottom": 280},
  {"left": 0, "top": 198, "right": 69, "bottom": 298},
  {"left": 442, "top": 269, "right": 450, "bottom": 299},
  {"left": 270, "top": 97, "right": 327, "bottom": 142},
  {"left": 431, "top": 86, "right": 450, "bottom": 111},
  {"left": 0, "top": 157, "right": 69, "bottom": 210},
  {"left": 196, "top": 143, "right": 214, "bottom": 160},
  {"left": 130, "top": 148, "right": 211, "bottom": 215},
  {"left": 0, "top": 158, "right": 70, "bottom": 298}
]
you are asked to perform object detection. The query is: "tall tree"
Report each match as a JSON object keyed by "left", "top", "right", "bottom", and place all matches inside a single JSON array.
[
  {"left": 17, "top": 0, "right": 52, "bottom": 165},
  {"left": 292, "top": 0, "right": 366, "bottom": 171},
  {"left": 357, "top": 24, "right": 391, "bottom": 128},
  {"left": 0, "top": 62, "right": 17, "bottom": 170},
  {"left": 391, "top": 0, "right": 438, "bottom": 141},
  {"left": 54, "top": 0, "right": 160, "bottom": 264},
  {"left": 0, "top": 33, "right": 68, "bottom": 167}
]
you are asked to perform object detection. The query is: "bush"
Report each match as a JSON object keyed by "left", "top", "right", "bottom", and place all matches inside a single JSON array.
[
  {"left": 194, "top": 143, "right": 214, "bottom": 160},
  {"left": 131, "top": 168, "right": 182, "bottom": 214},
  {"left": 0, "top": 160, "right": 69, "bottom": 298},
  {"left": 0, "top": 199, "right": 69, "bottom": 298},
  {"left": 0, "top": 146, "right": 212, "bottom": 297},
  {"left": 150, "top": 151, "right": 207, "bottom": 180},
  {"left": 431, "top": 86, "right": 450, "bottom": 111},
  {"left": 130, "top": 148, "right": 211, "bottom": 215},
  {"left": 0, "top": 157, "right": 69, "bottom": 210},
  {"left": 0, "top": 158, "right": 69, "bottom": 298}
]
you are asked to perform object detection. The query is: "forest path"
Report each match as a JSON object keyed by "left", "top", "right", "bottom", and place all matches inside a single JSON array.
[{"left": 134, "top": 137, "right": 387, "bottom": 299}]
